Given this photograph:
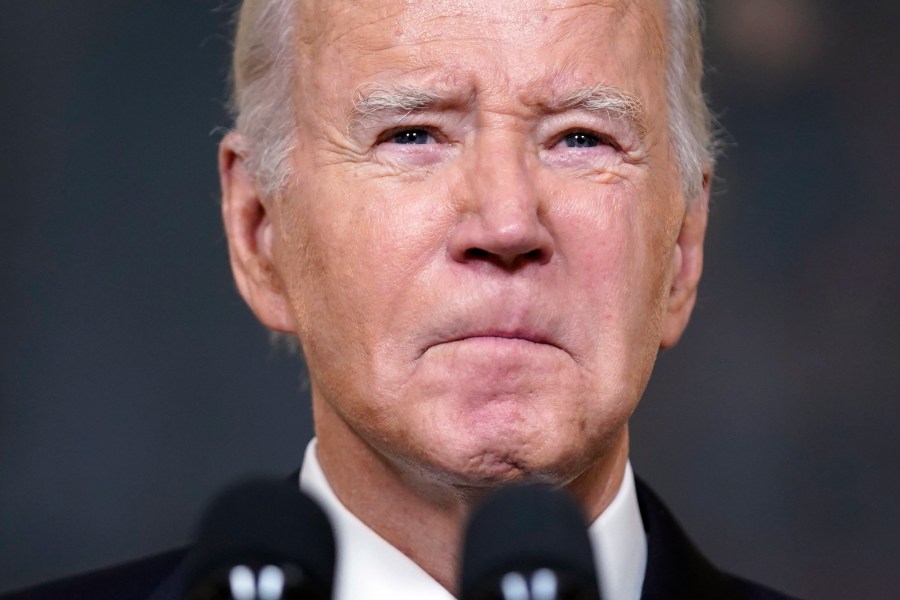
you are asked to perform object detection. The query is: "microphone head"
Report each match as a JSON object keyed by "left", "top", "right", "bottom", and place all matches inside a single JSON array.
[
  {"left": 459, "top": 484, "right": 600, "bottom": 600},
  {"left": 184, "top": 478, "right": 335, "bottom": 600}
]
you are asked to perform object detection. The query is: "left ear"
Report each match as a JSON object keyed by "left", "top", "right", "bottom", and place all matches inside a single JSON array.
[{"left": 659, "top": 174, "right": 711, "bottom": 349}]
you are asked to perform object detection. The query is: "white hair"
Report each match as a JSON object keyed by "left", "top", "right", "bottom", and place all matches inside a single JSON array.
[
  {"left": 230, "top": 0, "right": 298, "bottom": 199},
  {"left": 229, "top": 0, "right": 715, "bottom": 202},
  {"left": 665, "top": 0, "right": 716, "bottom": 202}
]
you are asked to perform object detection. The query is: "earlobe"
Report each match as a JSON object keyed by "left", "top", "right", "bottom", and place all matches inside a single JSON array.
[
  {"left": 219, "top": 132, "right": 297, "bottom": 333},
  {"left": 659, "top": 175, "right": 711, "bottom": 349}
]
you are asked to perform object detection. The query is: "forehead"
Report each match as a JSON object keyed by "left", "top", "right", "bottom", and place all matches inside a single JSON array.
[{"left": 294, "top": 0, "right": 669, "bottom": 117}]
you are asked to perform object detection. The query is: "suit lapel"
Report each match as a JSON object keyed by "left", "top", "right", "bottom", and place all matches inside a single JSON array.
[{"left": 635, "top": 478, "right": 734, "bottom": 599}]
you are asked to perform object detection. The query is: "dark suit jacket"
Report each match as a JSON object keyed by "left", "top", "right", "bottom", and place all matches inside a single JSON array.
[{"left": 1, "top": 479, "right": 798, "bottom": 599}]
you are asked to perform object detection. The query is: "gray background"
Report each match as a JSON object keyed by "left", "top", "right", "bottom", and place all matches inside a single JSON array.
[{"left": 1, "top": 1, "right": 898, "bottom": 598}]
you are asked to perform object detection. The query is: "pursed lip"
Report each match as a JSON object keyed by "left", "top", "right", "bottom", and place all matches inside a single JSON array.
[
  {"left": 449, "top": 329, "right": 552, "bottom": 344},
  {"left": 425, "top": 327, "right": 564, "bottom": 355}
]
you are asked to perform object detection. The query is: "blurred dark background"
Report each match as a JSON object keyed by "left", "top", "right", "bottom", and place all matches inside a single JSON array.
[{"left": 1, "top": 1, "right": 898, "bottom": 597}]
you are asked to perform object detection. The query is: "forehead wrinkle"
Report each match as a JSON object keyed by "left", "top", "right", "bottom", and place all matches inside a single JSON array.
[
  {"left": 631, "top": 0, "right": 668, "bottom": 63},
  {"left": 538, "top": 0, "right": 628, "bottom": 18},
  {"left": 542, "top": 0, "right": 665, "bottom": 58},
  {"left": 296, "top": 0, "right": 404, "bottom": 49},
  {"left": 299, "top": 0, "right": 665, "bottom": 137},
  {"left": 540, "top": 0, "right": 628, "bottom": 36},
  {"left": 396, "top": 0, "right": 630, "bottom": 39}
]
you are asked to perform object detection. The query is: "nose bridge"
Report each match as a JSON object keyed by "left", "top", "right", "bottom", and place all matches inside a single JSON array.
[
  {"left": 468, "top": 129, "right": 537, "bottom": 222},
  {"left": 448, "top": 126, "right": 553, "bottom": 269}
]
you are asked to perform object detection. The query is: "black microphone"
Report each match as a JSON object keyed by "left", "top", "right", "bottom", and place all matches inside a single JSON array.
[
  {"left": 184, "top": 478, "right": 336, "bottom": 600},
  {"left": 459, "top": 485, "right": 600, "bottom": 600}
]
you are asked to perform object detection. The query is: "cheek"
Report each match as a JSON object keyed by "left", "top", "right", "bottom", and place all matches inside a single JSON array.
[
  {"left": 274, "top": 174, "right": 449, "bottom": 350},
  {"left": 551, "top": 179, "right": 678, "bottom": 354},
  {"left": 555, "top": 183, "right": 654, "bottom": 288}
]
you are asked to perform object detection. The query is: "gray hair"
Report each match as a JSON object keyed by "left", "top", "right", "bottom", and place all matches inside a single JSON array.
[
  {"left": 229, "top": 0, "right": 715, "bottom": 202},
  {"left": 665, "top": 0, "right": 716, "bottom": 202},
  {"left": 230, "top": 0, "right": 298, "bottom": 199}
]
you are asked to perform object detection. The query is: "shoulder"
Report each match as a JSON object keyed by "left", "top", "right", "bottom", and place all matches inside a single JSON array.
[
  {"left": 726, "top": 575, "right": 799, "bottom": 600},
  {"left": 635, "top": 478, "right": 800, "bottom": 600},
  {"left": 0, "top": 548, "right": 187, "bottom": 600}
]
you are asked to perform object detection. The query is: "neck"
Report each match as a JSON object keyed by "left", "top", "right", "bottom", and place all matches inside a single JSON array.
[{"left": 312, "top": 396, "right": 630, "bottom": 594}]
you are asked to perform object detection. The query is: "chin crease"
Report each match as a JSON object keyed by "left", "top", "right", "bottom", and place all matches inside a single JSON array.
[{"left": 460, "top": 450, "right": 548, "bottom": 484}]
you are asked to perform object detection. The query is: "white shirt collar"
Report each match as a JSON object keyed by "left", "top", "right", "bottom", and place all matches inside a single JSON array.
[
  {"left": 589, "top": 459, "right": 648, "bottom": 600},
  {"left": 299, "top": 439, "right": 646, "bottom": 600}
]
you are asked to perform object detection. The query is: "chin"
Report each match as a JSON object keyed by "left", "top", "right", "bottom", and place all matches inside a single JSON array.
[
  {"left": 371, "top": 377, "right": 632, "bottom": 491},
  {"left": 416, "top": 431, "right": 591, "bottom": 490}
]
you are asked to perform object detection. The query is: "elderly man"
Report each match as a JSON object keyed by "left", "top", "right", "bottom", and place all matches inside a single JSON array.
[{"left": 4, "top": 0, "right": 796, "bottom": 599}]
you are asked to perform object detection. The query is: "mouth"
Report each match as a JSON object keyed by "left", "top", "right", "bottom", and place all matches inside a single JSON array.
[
  {"left": 422, "top": 328, "right": 565, "bottom": 358},
  {"left": 446, "top": 329, "right": 556, "bottom": 346}
]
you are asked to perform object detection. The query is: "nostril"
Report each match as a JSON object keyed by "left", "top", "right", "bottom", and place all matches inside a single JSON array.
[
  {"left": 449, "top": 210, "right": 555, "bottom": 269},
  {"left": 460, "top": 246, "right": 548, "bottom": 269},
  {"left": 524, "top": 248, "right": 544, "bottom": 262},
  {"left": 463, "top": 248, "right": 492, "bottom": 261}
]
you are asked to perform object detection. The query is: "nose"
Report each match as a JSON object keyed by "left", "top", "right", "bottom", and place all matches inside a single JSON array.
[{"left": 447, "top": 139, "right": 554, "bottom": 271}]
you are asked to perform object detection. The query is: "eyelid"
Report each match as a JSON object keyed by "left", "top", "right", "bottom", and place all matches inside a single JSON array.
[
  {"left": 540, "top": 111, "right": 639, "bottom": 152},
  {"left": 376, "top": 125, "right": 445, "bottom": 145},
  {"left": 552, "top": 128, "right": 622, "bottom": 152}
]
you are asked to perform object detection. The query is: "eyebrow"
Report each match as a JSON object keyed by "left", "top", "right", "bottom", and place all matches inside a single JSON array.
[
  {"left": 348, "top": 81, "right": 647, "bottom": 139},
  {"left": 555, "top": 84, "right": 648, "bottom": 140},
  {"left": 349, "top": 83, "right": 449, "bottom": 128}
]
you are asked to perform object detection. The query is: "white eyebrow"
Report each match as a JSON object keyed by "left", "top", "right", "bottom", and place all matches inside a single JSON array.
[
  {"left": 556, "top": 84, "right": 647, "bottom": 139},
  {"left": 347, "top": 82, "right": 647, "bottom": 139},
  {"left": 349, "top": 83, "right": 447, "bottom": 126}
]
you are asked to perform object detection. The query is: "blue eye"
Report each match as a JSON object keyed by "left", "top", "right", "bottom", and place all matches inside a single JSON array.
[
  {"left": 563, "top": 132, "right": 600, "bottom": 148},
  {"left": 392, "top": 129, "right": 432, "bottom": 144}
]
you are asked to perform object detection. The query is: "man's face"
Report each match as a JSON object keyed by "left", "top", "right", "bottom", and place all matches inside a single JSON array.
[{"left": 229, "top": 0, "right": 706, "bottom": 488}]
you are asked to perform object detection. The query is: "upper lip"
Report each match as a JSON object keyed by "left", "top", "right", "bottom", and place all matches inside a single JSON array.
[{"left": 415, "top": 296, "right": 568, "bottom": 359}]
